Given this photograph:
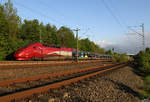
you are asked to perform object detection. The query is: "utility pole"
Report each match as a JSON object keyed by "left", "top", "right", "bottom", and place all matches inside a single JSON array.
[
  {"left": 128, "top": 23, "right": 145, "bottom": 51},
  {"left": 141, "top": 23, "right": 145, "bottom": 51},
  {"left": 73, "top": 28, "right": 80, "bottom": 62},
  {"left": 112, "top": 48, "right": 114, "bottom": 55}
]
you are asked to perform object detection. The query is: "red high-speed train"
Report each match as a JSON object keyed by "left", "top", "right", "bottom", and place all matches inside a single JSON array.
[
  {"left": 14, "top": 43, "right": 77, "bottom": 60},
  {"left": 14, "top": 42, "right": 112, "bottom": 61}
]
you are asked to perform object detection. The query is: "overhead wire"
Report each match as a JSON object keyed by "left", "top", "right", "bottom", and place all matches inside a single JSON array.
[
  {"left": 13, "top": 0, "right": 66, "bottom": 26},
  {"left": 109, "top": 1, "right": 145, "bottom": 51},
  {"left": 107, "top": 0, "right": 130, "bottom": 29},
  {"left": 100, "top": 0, "right": 129, "bottom": 53},
  {"left": 127, "top": 25, "right": 144, "bottom": 51},
  {"left": 81, "top": 28, "right": 90, "bottom": 37},
  {"left": 107, "top": 1, "right": 137, "bottom": 50},
  {"left": 36, "top": 0, "right": 73, "bottom": 28},
  {"left": 101, "top": 0, "right": 144, "bottom": 53},
  {"left": 37, "top": 0, "right": 66, "bottom": 19},
  {"left": 36, "top": 0, "right": 101, "bottom": 40},
  {"left": 101, "top": 0, "right": 126, "bottom": 32}
]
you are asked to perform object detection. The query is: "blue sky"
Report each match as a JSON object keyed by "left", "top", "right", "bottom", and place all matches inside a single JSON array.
[{"left": 2, "top": 0, "right": 150, "bottom": 50}]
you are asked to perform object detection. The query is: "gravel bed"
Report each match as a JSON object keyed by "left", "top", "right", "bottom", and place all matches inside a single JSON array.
[
  {"left": 0, "top": 60, "right": 104, "bottom": 65},
  {"left": 20, "top": 66, "right": 144, "bottom": 102},
  {"left": 0, "top": 62, "right": 108, "bottom": 81}
]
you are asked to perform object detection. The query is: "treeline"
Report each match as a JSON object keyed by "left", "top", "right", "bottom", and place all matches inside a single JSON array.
[
  {"left": 134, "top": 48, "right": 150, "bottom": 99},
  {"left": 105, "top": 50, "right": 129, "bottom": 62},
  {"left": 0, "top": 1, "right": 105, "bottom": 60}
]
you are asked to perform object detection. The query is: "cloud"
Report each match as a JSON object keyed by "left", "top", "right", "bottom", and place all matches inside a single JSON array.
[
  {"left": 97, "top": 32, "right": 150, "bottom": 54},
  {"left": 96, "top": 40, "right": 116, "bottom": 48}
]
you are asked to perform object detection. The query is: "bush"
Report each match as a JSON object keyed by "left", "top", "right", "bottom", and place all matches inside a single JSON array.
[
  {"left": 144, "top": 76, "right": 150, "bottom": 92},
  {"left": 135, "top": 48, "right": 150, "bottom": 74},
  {"left": 135, "top": 48, "right": 150, "bottom": 99},
  {"left": 144, "top": 75, "right": 150, "bottom": 99},
  {"left": 112, "top": 53, "right": 128, "bottom": 63}
]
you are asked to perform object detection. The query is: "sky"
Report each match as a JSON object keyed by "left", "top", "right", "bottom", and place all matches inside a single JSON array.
[{"left": 1, "top": 0, "right": 150, "bottom": 54}]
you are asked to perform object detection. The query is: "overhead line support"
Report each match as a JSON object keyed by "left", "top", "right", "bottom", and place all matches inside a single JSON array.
[
  {"left": 128, "top": 23, "right": 145, "bottom": 51},
  {"left": 73, "top": 28, "right": 80, "bottom": 62}
]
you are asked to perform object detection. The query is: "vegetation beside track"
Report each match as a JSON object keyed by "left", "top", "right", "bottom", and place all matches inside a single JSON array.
[
  {"left": 0, "top": 1, "right": 105, "bottom": 61},
  {"left": 112, "top": 53, "right": 129, "bottom": 63},
  {"left": 134, "top": 48, "right": 150, "bottom": 99}
]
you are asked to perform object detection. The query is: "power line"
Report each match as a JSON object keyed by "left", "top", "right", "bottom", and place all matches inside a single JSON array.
[
  {"left": 13, "top": 0, "right": 65, "bottom": 26},
  {"left": 79, "top": 28, "right": 90, "bottom": 39},
  {"left": 37, "top": 0, "right": 66, "bottom": 19},
  {"left": 101, "top": 0, "right": 145, "bottom": 53},
  {"left": 126, "top": 34, "right": 143, "bottom": 51},
  {"left": 102, "top": 0, "right": 145, "bottom": 51},
  {"left": 106, "top": 0, "right": 128, "bottom": 28},
  {"left": 101, "top": 0, "right": 126, "bottom": 31}
]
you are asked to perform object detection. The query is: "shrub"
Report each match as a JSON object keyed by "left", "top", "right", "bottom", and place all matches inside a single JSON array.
[
  {"left": 144, "top": 76, "right": 150, "bottom": 94},
  {"left": 134, "top": 48, "right": 150, "bottom": 99},
  {"left": 112, "top": 53, "right": 128, "bottom": 63},
  {"left": 135, "top": 48, "right": 150, "bottom": 74}
]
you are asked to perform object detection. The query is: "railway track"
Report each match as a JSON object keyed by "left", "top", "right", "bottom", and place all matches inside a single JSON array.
[
  {"left": 0, "top": 59, "right": 111, "bottom": 65},
  {"left": 0, "top": 63, "right": 126, "bottom": 102},
  {"left": 0, "top": 60, "right": 111, "bottom": 69}
]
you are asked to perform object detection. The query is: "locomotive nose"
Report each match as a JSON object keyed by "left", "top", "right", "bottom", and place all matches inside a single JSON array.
[
  {"left": 14, "top": 52, "right": 23, "bottom": 57},
  {"left": 14, "top": 50, "right": 25, "bottom": 58}
]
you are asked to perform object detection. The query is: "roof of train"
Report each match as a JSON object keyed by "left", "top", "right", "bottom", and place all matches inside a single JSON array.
[{"left": 20, "top": 42, "right": 77, "bottom": 51}]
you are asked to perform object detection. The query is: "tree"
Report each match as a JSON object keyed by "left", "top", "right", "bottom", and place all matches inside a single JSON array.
[
  {"left": 0, "top": 1, "right": 24, "bottom": 60},
  {"left": 57, "top": 26, "right": 76, "bottom": 48},
  {"left": 0, "top": 5, "right": 9, "bottom": 60},
  {"left": 43, "top": 24, "right": 60, "bottom": 46},
  {"left": 4, "top": 0, "right": 20, "bottom": 39},
  {"left": 78, "top": 38, "right": 105, "bottom": 53},
  {"left": 105, "top": 50, "right": 112, "bottom": 55},
  {"left": 21, "top": 19, "right": 40, "bottom": 43},
  {"left": 136, "top": 48, "right": 150, "bottom": 74}
]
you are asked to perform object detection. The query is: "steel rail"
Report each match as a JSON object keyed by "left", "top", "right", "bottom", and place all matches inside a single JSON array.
[
  {"left": 0, "top": 60, "right": 111, "bottom": 69},
  {"left": 0, "top": 60, "right": 111, "bottom": 65},
  {"left": 0, "top": 63, "right": 126, "bottom": 102},
  {"left": 0, "top": 63, "right": 115, "bottom": 87}
]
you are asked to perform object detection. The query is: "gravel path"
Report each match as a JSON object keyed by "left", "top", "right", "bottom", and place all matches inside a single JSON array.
[{"left": 22, "top": 66, "right": 144, "bottom": 102}]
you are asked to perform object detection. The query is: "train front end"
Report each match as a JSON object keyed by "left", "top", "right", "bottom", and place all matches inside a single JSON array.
[
  {"left": 14, "top": 43, "right": 44, "bottom": 61},
  {"left": 14, "top": 43, "right": 37, "bottom": 60},
  {"left": 14, "top": 48, "right": 30, "bottom": 60}
]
